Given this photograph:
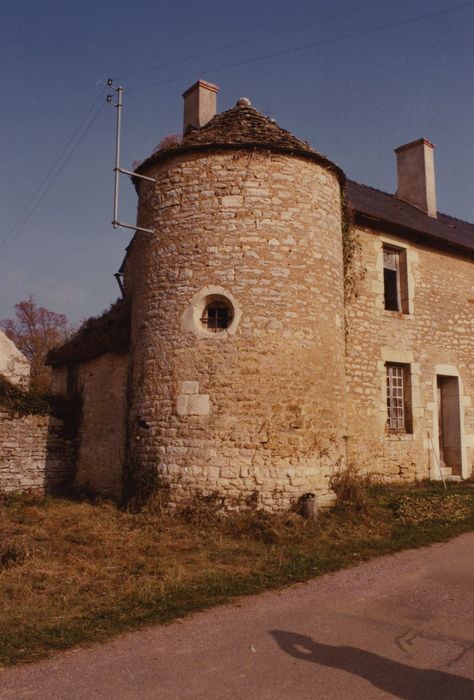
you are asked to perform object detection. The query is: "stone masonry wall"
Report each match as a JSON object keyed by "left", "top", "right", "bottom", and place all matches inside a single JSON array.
[
  {"left": 126, "top": 149, "right": 346, "bottom": 509},
  {"left": 0, "top": 411, "right": 73, "bottom": 493},
  {"left": 51, "top": 353, "right": 128, "bottom": 498},
  {"left": 345, "top": 225, "right": 474, "bottom": 481}
]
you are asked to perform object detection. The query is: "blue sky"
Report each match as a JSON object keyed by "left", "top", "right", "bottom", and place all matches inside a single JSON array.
[{"left": 1, "top": 0, "right": 473, "bottom": 323}]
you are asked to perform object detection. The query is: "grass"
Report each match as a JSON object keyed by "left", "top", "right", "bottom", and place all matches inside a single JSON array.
[{"left": 1, "top": 480, "right": 474, "bottom": 667}]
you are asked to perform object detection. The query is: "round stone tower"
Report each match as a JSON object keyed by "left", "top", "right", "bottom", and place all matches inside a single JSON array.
[{"left": 124, "top": 80, "right": 347, "bottom": 509}]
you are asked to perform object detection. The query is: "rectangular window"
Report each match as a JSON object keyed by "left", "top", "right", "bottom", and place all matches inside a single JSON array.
[
  {"left": 386, "top": 363, "right": 412, "bottom": 432},
  {"left": 383, "top": 246, "right": 409, "bottom": 313}
]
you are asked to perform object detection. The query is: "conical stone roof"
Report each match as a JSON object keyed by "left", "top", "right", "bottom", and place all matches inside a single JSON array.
[{"left": 134, "top": 102, "right": 344, "bottom": 183}]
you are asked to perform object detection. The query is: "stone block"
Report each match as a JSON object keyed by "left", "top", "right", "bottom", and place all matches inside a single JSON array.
[
  {"left": 180, "top": 381, "right": 199, "bottom": 395},
  {"left": 222, "top": 195, "right": 243, "bottom": 207},
  {"left": 187, "top": 394, "right": 210, "bottom": 416},
  {"left": 176, "top": 395, "right": 189, "bottom": 416}
]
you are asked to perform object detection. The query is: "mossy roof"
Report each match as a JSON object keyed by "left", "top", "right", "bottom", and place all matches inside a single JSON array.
[
  {"left": 134, "top": 103, "right": 344, "bottom": 185},
  {"left": 46, "top": 298, "right": 130, "bottom": 367}
]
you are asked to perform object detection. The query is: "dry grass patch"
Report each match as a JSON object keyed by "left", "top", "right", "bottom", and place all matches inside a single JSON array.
[{"left": 1, "top": 482, "right": 474, "bottom": 667}]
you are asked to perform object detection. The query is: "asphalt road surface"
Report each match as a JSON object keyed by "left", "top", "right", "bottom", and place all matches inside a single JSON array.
[{"left": 1, "top": 533, "right": 474, "bottom": 699}]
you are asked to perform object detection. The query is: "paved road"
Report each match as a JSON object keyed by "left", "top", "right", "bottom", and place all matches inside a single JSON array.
[{"left": 1, "top": 533, "right": 474, "bottom": 699}]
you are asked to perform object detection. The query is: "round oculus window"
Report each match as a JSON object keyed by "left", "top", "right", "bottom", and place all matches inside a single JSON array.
[{"left": 200, "top": 298, "right": 234, "bottom": 332}]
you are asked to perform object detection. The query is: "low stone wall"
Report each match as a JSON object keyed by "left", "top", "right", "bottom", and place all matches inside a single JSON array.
[{"left": 0, "top": 410, "right": 74, "bottom": 494}]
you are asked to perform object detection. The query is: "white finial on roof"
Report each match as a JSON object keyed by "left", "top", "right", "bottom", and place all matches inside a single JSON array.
[{"left": 236, "top": 97, "right": 251, "bottom": 107}]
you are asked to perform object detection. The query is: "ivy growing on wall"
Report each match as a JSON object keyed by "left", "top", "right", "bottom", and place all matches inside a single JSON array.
[
  {"left": 120, "top": 454, "right": 165, "bottom": 512},
  {"left": 0, "top": 374, "right": 81, "bottom": 434},
  {"left": 0, "top": 375, "right": 51, "bottom": 416},
  {"left": 341, "top": 196, "right": 364, "bottom": 305},
  {"left": 341, "top": 192, "right": 366, "bottom": 347}
]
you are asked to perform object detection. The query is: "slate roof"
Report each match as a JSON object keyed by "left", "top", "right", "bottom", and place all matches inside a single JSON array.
[
  {"left": 134, "top": 103, "right": 344, "bottom": 184},
  {"left": 46, "top": 298, "right": 130, "bottom": 366},
  {"left": 346, "top": 181, "right": 474, "bottom": 254}
]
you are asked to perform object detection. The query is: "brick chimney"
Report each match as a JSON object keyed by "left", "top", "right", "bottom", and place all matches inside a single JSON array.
[
  {"left": 395, "top": 138, "right": 437, "bottom": 217},
  {"left": 182, "top": 80, "right": 219, "bottom": 135}
]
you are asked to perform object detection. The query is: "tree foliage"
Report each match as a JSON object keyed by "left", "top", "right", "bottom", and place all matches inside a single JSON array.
[{"left": 0, "top": 296, "right": 70, "bottom": 392}]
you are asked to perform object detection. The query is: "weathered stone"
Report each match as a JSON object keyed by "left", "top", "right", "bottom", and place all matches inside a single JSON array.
[
  {"left": 187, "top": 394, "right": 210, "bottom": 416},
  {"left": 125, "top": 147, "right": 347, "bottom": 510},
  {"left": 0, "top": 411, "right": 73, "bottom": 494},
  {"left": 180, "top": 381, "right": 199, "bottom": 395}
]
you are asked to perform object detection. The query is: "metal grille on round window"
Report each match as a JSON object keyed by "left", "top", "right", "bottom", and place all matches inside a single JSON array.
[{"left": 201, "top": 300, "right": 233, "bottom": 332}]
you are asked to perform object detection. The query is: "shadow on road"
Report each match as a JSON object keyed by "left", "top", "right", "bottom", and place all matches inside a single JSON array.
[{"left": 270, "top": 630, "right": 474, "bottom": 700}]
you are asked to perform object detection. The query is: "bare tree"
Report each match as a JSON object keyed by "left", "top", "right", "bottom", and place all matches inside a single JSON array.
[{"left": 1, "top": 296, "right": 70, "bottom": 392}]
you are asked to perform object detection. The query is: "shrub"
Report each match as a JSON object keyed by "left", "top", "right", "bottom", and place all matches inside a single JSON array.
[
  {"left": 177, "top": 491, "right": 225, "bottom": 525},
  {"left": 0, "top": 374, "right": 52, "bottom": 416},
  {"left": 330, "top": 464, "right": 373, "bottom": 512},
  {"left": 0, "top": 539, "right": 29, "bottom": 570}
]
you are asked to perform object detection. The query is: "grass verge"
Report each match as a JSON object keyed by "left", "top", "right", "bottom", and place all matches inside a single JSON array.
[{"left": 1, "top": 481, "right": 473, "bottom": 667}]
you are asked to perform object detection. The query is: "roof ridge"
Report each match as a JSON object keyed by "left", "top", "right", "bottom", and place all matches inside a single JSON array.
[
  {"left": 347, "top": 179, "right": 474, "bottom": 253},
  {"left": 347, "top": 179, "right": 392, "bottom": 197},
  {"left": 347, "top": 179, "right": 474, "bottom": 228},
  {"left": 436, "top": 210, "right": 474, "bottom": 227}
]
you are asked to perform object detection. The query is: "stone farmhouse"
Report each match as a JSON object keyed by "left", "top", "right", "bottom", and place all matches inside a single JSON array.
[{"left": 45, "top": 80, "right": 474, "bottom": 509}]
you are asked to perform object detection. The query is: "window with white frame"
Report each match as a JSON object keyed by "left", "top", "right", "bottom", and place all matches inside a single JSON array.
[
  {"left": 383, "top": 245, "right": 409, "bottom": 313},
  {"left": 386, "top": 363, "right": 412, "bottom": 432}
]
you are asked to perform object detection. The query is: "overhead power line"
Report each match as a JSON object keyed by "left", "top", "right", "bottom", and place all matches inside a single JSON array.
[
  {"left": 0, "top": 87, "right": 106, "bottom": 259},
  {"left": 113, "top": 0, "right": 393, "bottom": 81},
  {"left": 2, "top": 1, "right": 472, "bottom": 265},
  {"left": 126, "top": 1, "right": 474, "bottom": 93},
  {"left": 0, "top": 98, "right": 106, "bottom": 264}
]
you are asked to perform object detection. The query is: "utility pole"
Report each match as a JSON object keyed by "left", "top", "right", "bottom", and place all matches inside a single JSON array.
[{"left": 107, "top": 79, "right": 155, "bottom": 235}]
